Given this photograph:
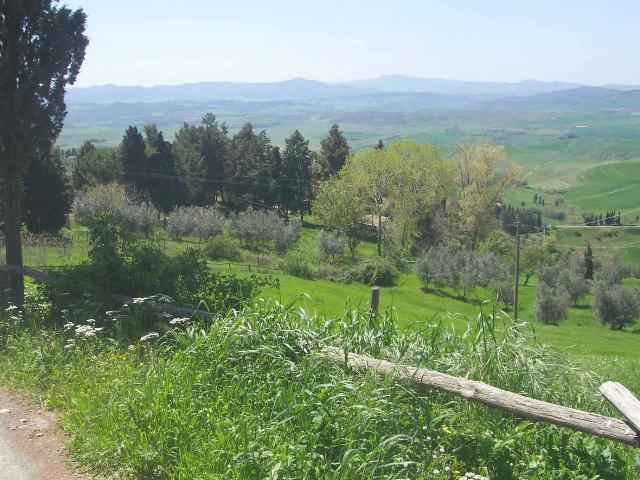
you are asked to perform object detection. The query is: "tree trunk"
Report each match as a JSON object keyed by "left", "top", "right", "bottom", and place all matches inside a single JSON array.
[
  {"left": 2, "top": 168, "right": 25, "bottom": 303},
  {"left": 377, "top": 213, "right": 382, "bottom": 256}
]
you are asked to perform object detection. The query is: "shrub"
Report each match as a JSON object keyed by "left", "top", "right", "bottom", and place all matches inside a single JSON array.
[
  {"left": 592, "top": 282, "right": 640, "bottom": 330},
  {"left": 205, "top": 236, "right": 243, "bottom": 262},
  {"left": 166, "top": 206, "right": 198, "bottom": 240},
  {"left": 535, "top": 281, "right": 570, "bottom": 325},
  {"left": 273, "top": 217, "right": 301, "bottom": 254},
  {"left": 123, "top": 202, "right": 159, "bottom": 237},
  {"left": 229, "top": 208, "right": 282, "bottom": 249},
  {"left": 489, "top": 279, "right": 514, "bottom": 307},
  {"left": 73, "top": 183, "right": 128, "bottom": 228},
  {"left": 193, "top": 207, "right": 225, "bottom": 240},
  {"left": 594, "top": 258, "right": 627, "bottom": 285},
  {"left": 557, "top": 268, "right": 591, "bottom": 305},
  {"left": 166, "top": 206, "right": 224, "bottom": 241},
  {"left": 73, "top": 183, "right": 159, "bottom": 236},
  {"left": 416, "top": 246, "right": 510, "bottom": 296},
  {"left": 316, "top": 230, "right": 345, "bottom": 262},
  {"left": 347, "top": 257, "right": 397, "bottom": 286},
  {"left": 278, "top": 251, "right": 313, "bottom": 279}
]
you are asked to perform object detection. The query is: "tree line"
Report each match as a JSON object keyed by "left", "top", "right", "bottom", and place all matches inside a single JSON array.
[{"left": 21, "top": 120, "right": 352, "bottom": 235}]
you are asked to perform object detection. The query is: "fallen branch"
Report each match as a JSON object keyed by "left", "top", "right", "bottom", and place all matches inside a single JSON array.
[{"left": 320, "top": 347, "right": 640, "bottom": 447}]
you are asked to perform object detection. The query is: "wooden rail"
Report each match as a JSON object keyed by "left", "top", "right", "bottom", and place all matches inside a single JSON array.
[
  {"left": 320, "top": 347, "right": 640, "bottom": 447},
  {"left": 3, "top": 264, "right": 640, "bottom": 447}
]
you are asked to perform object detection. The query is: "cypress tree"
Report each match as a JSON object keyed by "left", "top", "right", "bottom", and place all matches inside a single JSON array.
[
  {"left": 584, "top": 242, "right": 594, "bottom": 280},
  {"left": 24, "top": 147, "right": 72, "bottom": 234},
  {"left": 120, "top": 125, "right": 148, "bottom": 196},
  {"left": 281, "top": 129, "right": 313, "bottom": 219}
]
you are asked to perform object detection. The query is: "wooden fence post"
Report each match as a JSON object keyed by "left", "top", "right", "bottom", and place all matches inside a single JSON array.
[{"left": 600, "top": 382, "right": 640, "bottom": 434}]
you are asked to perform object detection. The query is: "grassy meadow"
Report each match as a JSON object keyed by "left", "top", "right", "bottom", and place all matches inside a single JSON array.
[{"left": 10, "top": 221, "right": 640, "bottom": 362}]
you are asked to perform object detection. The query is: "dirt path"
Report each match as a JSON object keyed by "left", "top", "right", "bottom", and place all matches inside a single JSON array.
[{"left": 0, "top": 388, "right": 87, "bottom": 479}]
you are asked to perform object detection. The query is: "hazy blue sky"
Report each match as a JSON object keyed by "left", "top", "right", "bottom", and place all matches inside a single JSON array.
[{"left": 63, "top": 0, "right": 640, "bottom": 87}]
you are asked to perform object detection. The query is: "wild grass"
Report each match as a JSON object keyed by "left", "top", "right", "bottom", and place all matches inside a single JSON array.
[{"left": 1, "top": 294, "right": 638, "bottom": 479}]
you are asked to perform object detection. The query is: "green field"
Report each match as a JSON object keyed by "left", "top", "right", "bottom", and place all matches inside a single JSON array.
[{"left": 565, "top": 160, "right": 640, "bottom": 214}]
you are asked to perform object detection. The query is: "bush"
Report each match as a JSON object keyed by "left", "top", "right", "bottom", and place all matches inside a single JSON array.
[
  {"left": 557, "top": 268, "right": 591, "bottom": 305},
  {"left": 229, "top": 208, "right": 281, "bottom": 249},
  {"left": 278, "top": 251, "right": 313, "bottom": 279},
  {"left": 592, "top": 282, "right": 640, "bottom": 330},
  {"left": 535, "top": 281, "right": 570, "bottom": 325},
  {"left": 193, "top": 207, "right": 225, "bottom": 240},
  {"left": 273, "top": 217, "right": 301, "bottom": 254},
  {"left": 73, "top": 183, "right": 159, "bottom": 236},
  {"left": 489, "top": 279, "right": 513, "bottom": 307},
  {"left": 594, "top": 258, "right": 627, "bottom": 285},
  {"left": 166, "top": 205, "right": 224, "bottom": 240},
  {"left": 205, "top": 236, "right": 243, "bottom": 262},
  {"left": 316, "top": 230, "right": 345, "bottom": 262},
  {"left": 347, "top": 257, "right": 397, "bottom": 286},
  {"left": 166, "top": 206, "right": 197, "bottom": 240},
  {"left": 416, "top": 246, "right": 510, "bottom": 296}
]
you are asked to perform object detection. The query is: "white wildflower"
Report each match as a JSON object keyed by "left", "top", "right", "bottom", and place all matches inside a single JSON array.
[
  {"left": 439, "top": 447, "right": 445, "bottom": 453},
  {"left": 169, "top": 317, "right": 190, "bottom": 325},
  {"left": 63, "top": 322, "right": 75, "bottom": 331},
  {"left": 445, "top": 466, "right": 450, "bottom": 472},
  {"left": 86, "top": 318, "right": 95, "bottom": 324},
  {"left": 4, "top": 305, "right": 17, "bottom": 312},
  {"left": 128, "top": 345, "right": 135, "bottom": 351},
  {"left": 140, "top": 332, "right": 159, "bottom": 342},
  {"left": 433, "top": 469, "right": 439, "bottom": 474}
]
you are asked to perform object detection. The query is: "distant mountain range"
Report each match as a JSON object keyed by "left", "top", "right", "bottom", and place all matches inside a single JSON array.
[{"left": 66, "top": 75, "right": 640, "bottom": 104}]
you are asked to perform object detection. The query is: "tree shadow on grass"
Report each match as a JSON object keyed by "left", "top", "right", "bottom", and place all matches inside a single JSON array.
[{"left": 419, "top": 286, "right": 484, "bottom": 306}]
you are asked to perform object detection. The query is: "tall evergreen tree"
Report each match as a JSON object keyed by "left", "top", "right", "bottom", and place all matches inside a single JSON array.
[
  {"left": 281, "top": 130, "right": 313, "bottom": 219},
  {"left": 145, "top": 124, "right": 179, "bottom": 212},
  {"left": 72, "top": 146, "right": 123, "bottom": 190},
  {"left": 174, "top": 113, "right": 228, "bottom": 203},
  {"left": 200, "top": 113, "right": 228, "bottom": 201},
  {"left": 584, "top": 242, "right": 594, "bottom": 280},
  {"left": 24, "top": 147, "right": 72, "bottom": 234},
  {"left": 320, "top": 124, "right": 350, "bottom": 174},
  {"left": 120, "top": 126, "right": 148, "bottom": 196},
  {"left": 225, "top": 123, "right": 275, "bottom": 209},
  {"left": 0, "top": 1, "right": 88, "bottom": 301}
]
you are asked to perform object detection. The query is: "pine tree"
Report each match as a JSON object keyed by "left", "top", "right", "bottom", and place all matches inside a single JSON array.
[
  {"left": 320, "top": 124, "right": 350, "bottom": 174},
  {"left": 281, "top": 129, "right": 313, "bottom": 219},
  {"left": 24, "top": 147, "right": 72, "bottom": 234},
  {"left": 145, "top": 124, "right": 179, "bottom": 212},
  {"left": 120, "top": 126, "right": 148, "bottom": 196},
  {"left": 225, "top": 123, "right": 272, "bottom": 209}
]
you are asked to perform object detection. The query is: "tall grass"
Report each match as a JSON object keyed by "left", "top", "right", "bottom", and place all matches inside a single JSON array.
[{"left": 0, "top": 296, "right": 637, "bottom": 479}]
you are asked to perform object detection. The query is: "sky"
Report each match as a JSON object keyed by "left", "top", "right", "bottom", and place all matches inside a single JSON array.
[{"left": 63, "top": 0, "right": 640, "bottom": 88}]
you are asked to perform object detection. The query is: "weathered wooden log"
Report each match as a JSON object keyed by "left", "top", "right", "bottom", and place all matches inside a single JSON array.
[
  {"left": 600, "top": 381, "right": 640, "bottom": 434},
  {"left": 320, "top": 347, "right": 640, "bottom": 447},
  {"left": 109, "top": 293, "right": 215, "bottom": 320},
  {"left": 0, "top": 264, "right": 50, "bottom": 283}
]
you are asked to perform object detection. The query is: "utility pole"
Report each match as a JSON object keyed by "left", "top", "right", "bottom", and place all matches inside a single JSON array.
[{"left": 513, "top": 221, "right": 521, "bottom": 321}]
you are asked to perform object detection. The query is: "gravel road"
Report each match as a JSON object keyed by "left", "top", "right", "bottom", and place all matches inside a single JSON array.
[{"left": 0, "top": 388, "right": 86, "bottom": 479}]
